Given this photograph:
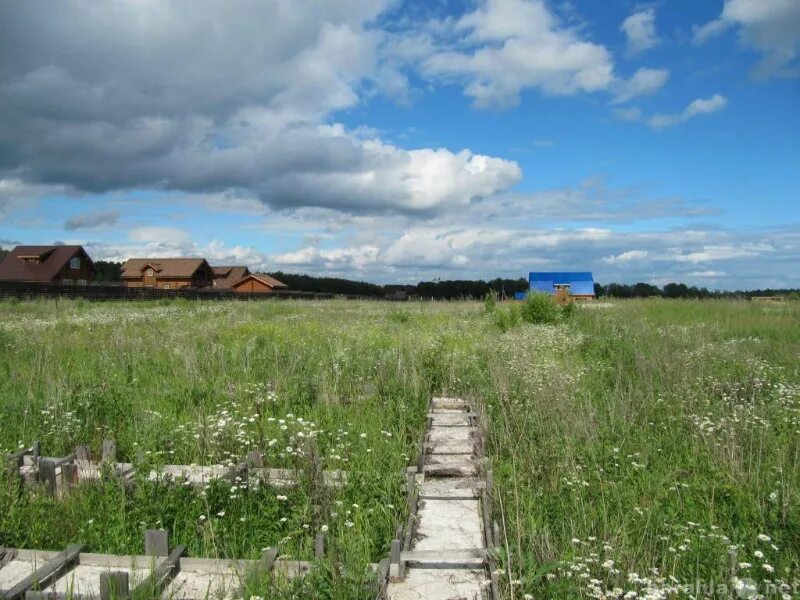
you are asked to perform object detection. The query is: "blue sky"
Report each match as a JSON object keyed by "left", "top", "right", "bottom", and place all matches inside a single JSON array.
[{"left": 0, "top": 0, "right": 798, "bottom": 288}]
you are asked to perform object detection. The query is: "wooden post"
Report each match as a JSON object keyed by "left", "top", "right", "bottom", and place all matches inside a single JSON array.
[
  {"left": 61, "top": 463, "right": 77, "bottom": 494},
  {"left": 100, "top": 571, "right": 129, "bottom": 600},
  {"left": 75, "top": 445, "right": 91, "bottom": 461},
  {"left": 145, "top": 529, "right": 169, "bottom": 557},
  {"left": 39, "top": 459, "right": 57, "bottom": 496},
  {"left": 32, "top": 441, "right": 41, "bottom": 461},
  {"left": 315, "top": 533, "right": 325, "bottom": 559},
  {"left": 493, "top": 521, "right": 501, "bottom": 548},
  {"left": 486, "top": 469, "right": 493, "bottom": 497},
  {"left": 388, "top": 539, "right": 403, "bottom": 582},
  {"left": 260, "top": 547, "right": 277, "bottom": 573},
  {"left": 101, "top": 440, "right": 116, "bottom": 464},
  {"left": 246, "top": 451, "right": 263, "bottom": 468}
]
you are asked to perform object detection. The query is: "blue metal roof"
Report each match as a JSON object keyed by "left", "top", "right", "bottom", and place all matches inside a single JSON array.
[{"left": 528, "top": 272, "right": 595, "bottom": 296}]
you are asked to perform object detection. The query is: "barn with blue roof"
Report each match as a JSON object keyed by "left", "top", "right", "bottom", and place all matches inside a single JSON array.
[{"left": 515, "top": 272, "right": 596, "bottom": 300}]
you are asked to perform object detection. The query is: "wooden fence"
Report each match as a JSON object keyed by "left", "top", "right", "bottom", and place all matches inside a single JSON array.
[{"left": 0, "top": 283, "right": 340, "bottom": 302}]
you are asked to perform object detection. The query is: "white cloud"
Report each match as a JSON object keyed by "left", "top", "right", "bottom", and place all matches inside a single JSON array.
[
  {"left": 420, "top": 0, "right": 615, "bottom": 108},
  {"left": 602, "top": 250, "right": 650, "bottom": 264},
  {"left": 693, "top": 0, "right": 800, "bottom": 76},
  {"left": 0, "top": 178, "right": 69, "bottom": 220},
  {"left": 612, "top": 67, "right": 669, "bottom": 104},
  {"left": 0, "top": 1, "right": 522, "bottom": 217},
  {"left": 612, "top": 107, "right": 643, "bottom": 122},
  {"left": 621, "top": 9, "right": 659, "bottom": 55},
  {"left": 670, "top": 243, "right": 770, "bottom": 263},
  {"left": 128, "top": 226, "right": 191, "bottom": 244},
  {"left": 270, "top": 245, "right": 381, "bottom": 271},
  {"left": 647, "top": 94, "right": 728, "bottom": 128}
]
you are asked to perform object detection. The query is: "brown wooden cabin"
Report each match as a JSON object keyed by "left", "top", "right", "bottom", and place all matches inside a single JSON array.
[
  {"left": 212, "top": 265, "right": 251, "bottom": 289},
  {"left": 121, "top": 258, "right": 214, "bottom": 289},
  {"left": 0, "top": 245, "right": 95, "bottom": 285},
  {"left": 230, "top": 273, "right": 287, "bottom": 293}
]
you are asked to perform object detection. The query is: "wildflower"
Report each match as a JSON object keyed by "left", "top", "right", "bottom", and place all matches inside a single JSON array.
[
  {"left": 345, "top": 520, "right": 354, "bottom": 528},
  {"left": 738, "top": 562, "right": 752, "bottom": 569},
  {"left": 198, "top": 515, "right": 206, "bottom": 521},
  {"left": 754, "top": 550, "right": 764, "bottom": 559},
  {"left": 217, "top": 511, "right": 225, "bottom": 517},
  {"left": 757, "top": 534, "right": 771, "bottom": 542},
  {"left": 763, "top": 564, "right": 774, "bottom": 573},
  {"left": 276, "top": 495, "right": 287, "bottom": 501},
  {"left": 321, "top": 525, "right": 329, "bottom": 532}
]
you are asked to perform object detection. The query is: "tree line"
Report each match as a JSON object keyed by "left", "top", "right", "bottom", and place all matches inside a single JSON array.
[{"left": 6, "top": 256, "right": 796, "bottom": 299}]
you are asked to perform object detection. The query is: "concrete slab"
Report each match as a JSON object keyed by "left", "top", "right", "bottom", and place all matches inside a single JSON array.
[
  {"left": 430, "top": 414, "right": 472, "bottom": 427},
  {"left": 165, "top": 566, "right": 244, "bottom": 600},
  {"left": 148, "top": 465, "right": 232, "bottom": 485},
  {"left": 51, "top": 564, "right": 150, "bottom": 596},
  {"left": 415, "top": 499, "right": 484, "bottom": 552},
  {"left": 428, "top": 428, "right": 474, "bottom": 443},
  {"left": 387, "top": 568, "right": 485, "bottom": 600},
  {"left": 0, "top": 558, "right": 39, "bottom": 590}
]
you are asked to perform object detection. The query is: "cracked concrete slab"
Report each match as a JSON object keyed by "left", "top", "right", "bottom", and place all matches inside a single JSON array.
[
  {"left": 387, "top": 568, "right": 486, "bottom": 600},
  {"left": 415, "top": 499, "right": 484, "bottom": 552}
]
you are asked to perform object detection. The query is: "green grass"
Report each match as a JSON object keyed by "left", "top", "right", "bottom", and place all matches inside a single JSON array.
[{"left": 1, "top": 298, "right": 798, "bottom": 599}]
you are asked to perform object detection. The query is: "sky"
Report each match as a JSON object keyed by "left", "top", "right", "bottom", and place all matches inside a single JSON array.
[{"left": 0, "top": 0, "right": 798, "bottom": 289}]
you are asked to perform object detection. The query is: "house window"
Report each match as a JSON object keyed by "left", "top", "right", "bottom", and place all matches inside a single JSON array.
[
  {"left": 554, "top": 284, "right": 571, "bottom": 292},
  {"left": 76, "top": 279, "right": 87, "bottom": 286},
  {"left": 70, "top": 257, "right": 81, "bottom": 270},
  {"left": 146, "top": 269, "right": 154, "bottom": 276},
  {"left": 163, "top": 284, "right": 171, "bottom": 290},
  {"left": 62, "top": 279, "right": 73, "bottom": 286}
]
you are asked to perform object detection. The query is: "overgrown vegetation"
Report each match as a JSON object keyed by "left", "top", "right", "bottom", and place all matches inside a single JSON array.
[{"left": 0, "top": 298, "right": 797, "bottom": 598}]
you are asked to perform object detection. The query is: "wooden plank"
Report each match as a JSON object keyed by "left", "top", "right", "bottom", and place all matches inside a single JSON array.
[
  {"left": 1, "top": 544, "right": 83, "bottom": 600},
  {"left": 131, "top": 545, "right": 185, "bottom": 599},
  {"left": 99, "top": 571, "right": 129, "bottom": 600},
  {"left": 37, "top": 460, "right": 56, "bottom": 496}
]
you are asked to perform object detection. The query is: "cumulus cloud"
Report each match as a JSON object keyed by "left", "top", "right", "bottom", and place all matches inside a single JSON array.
[
  {"left": 647, "top": 94, "right": 728, "bottom": 128},
  {"left": 407, "top": 0, "right": 667, "bottom": 108},
  {"left": 0, "top": 1, "right": 520, "bottom": 216},
  {"left": 616, "top": 95, "right": 728, "bottom": 128},
  {"left": 612, "top": 67, "right": 669, "bottom": 104},
  {"left": 64, "top": 209, "right": 119, "bottom": 230},
  {"left": 693, "top": 0, "right": 800, "bottom": 76},
  {"left": 419, "top": 0, "right": 616, "bottom": 108},
  {"left": 621, "top": 9, "right": 659, "bottom": 55},
  {"left": 602, "top": 249, "right": 650, "bottom": 264}
]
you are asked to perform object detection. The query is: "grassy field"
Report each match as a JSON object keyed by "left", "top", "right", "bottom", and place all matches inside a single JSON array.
[{"left": 0, "top": 297, "right": 798, "bottom": 599}]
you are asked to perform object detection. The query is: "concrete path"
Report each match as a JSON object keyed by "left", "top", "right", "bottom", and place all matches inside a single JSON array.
[{"left": 386, "top": 397, "right": 491, "bottom": 600}]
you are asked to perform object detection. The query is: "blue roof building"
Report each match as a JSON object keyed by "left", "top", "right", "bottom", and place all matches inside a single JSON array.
[{"left": 526, "top": 272, "right": 596, "bottom": 298}]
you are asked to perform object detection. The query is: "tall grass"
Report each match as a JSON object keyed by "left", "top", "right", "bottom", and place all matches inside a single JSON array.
[{"left": 0, "top": 298, "right": 797, "bottom": 598}]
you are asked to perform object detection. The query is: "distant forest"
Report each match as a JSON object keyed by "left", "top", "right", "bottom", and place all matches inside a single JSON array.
[{"left": 3, "top": 257, "right": 796, "bottom": 298}]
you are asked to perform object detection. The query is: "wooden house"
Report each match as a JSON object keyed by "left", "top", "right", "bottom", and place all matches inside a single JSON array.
[
  {"left": 212, "top": 266, "right": 251, "bottom": 289},
  {"left": 121, "top": 258, "right": 214, "bottom": 289},
  {"left": 0, "top": 245, "right": 95, "bottom": 285},
  {"left": 230, "top": 273, "right": 287, "bottom": 293}
]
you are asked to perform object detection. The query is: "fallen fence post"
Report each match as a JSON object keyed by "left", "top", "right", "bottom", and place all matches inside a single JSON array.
[
  {"left": 131, "top": 545, "right": 186, "bottom": 599},
  {"left": 2, "top": 544, "right": 83, "bottom": 600}
]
